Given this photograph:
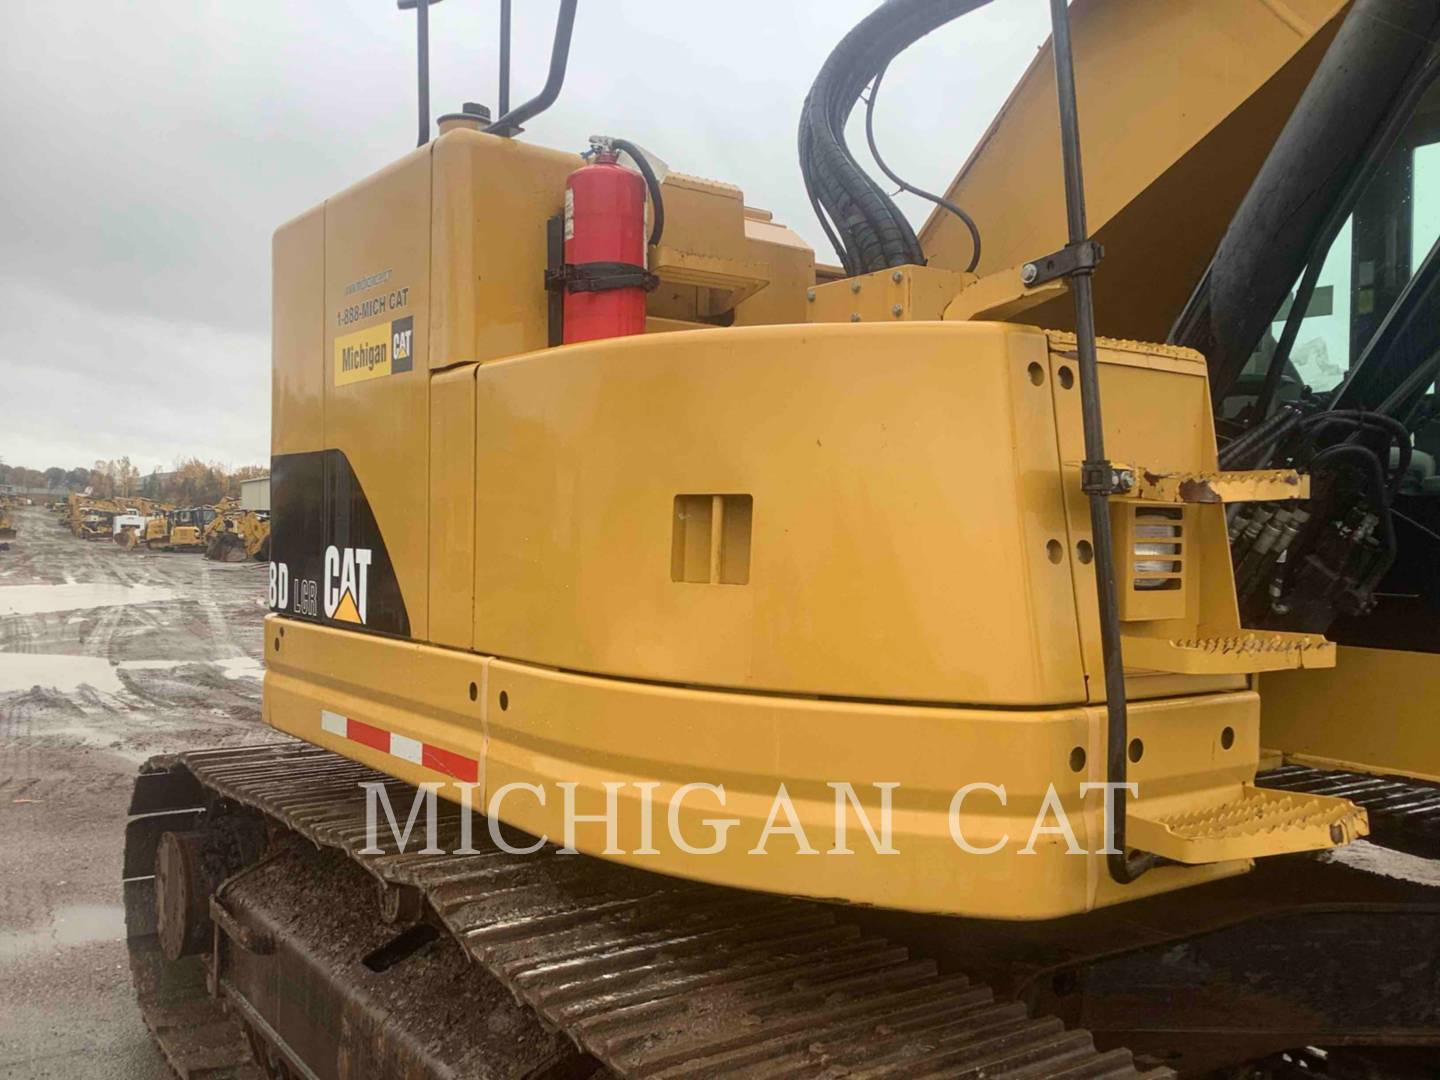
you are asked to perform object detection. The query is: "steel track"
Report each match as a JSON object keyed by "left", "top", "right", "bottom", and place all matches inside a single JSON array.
[{"left": 125, "top": 740, "right": 1171, "bottom": 1079}]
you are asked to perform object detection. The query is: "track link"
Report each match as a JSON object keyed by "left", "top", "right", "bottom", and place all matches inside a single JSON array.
[
  {"left": 1259, "top": 763, "right": 1440, "bottom": 859},
  {"left": 126, "top": 740, "right": 1170, "bottom": 1079}
]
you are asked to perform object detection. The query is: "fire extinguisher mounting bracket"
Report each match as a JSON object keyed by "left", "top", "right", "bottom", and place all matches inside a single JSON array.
[{"left": 545, "top": 261, "right": 659, "bottom": 294}]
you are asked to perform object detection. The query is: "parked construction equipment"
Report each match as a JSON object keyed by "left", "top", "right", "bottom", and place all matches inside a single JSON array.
[{"left": 205, "top": 509, "right": 270, "bottom": 563}]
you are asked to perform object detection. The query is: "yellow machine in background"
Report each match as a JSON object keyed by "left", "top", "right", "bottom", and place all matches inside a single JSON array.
[
  {"left": 0, "top": 499, "right": 15, "bottom": 544},
  {"left": 75, "top": 501, "right": 119, "bottom": 540},
  {"left": 123, "top": 1, "right": 1440, "bottom": 1076},
  {"left": 205, "top": 509, "right": 270, "bottom": 562},
  {"left": 141, "top": 498, "right": 232, "bottom": 553}
]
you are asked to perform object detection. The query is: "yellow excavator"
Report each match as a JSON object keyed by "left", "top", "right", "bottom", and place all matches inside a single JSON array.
[{"left": 123, "top": 1, "right": 1440, "bottom": 1076}]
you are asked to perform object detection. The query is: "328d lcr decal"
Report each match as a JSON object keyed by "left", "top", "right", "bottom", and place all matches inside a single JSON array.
[{"left": 267, "top": 450, "right": 410, "bottom": 638}]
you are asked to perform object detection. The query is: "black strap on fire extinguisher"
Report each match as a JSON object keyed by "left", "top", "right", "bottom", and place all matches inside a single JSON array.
[
  {"left": 543, "top": 261, "right": 659, "bottom": 294},
  {"left": 543, "top": 215, "right": 660, "bottom": 346}
]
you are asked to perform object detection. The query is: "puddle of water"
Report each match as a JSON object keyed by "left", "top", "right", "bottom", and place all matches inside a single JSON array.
[
  {"left": 0, "top": 582, "right": 176, "bottom": 616},
  {"left": 216, "top": 656, "right": 264, "bottom": 680},
  {"left": 0, "top": 653, "right": 123, "bottom": 693},
  {"left": 0, "top": 904, "right": 126, "bottom": 962}
]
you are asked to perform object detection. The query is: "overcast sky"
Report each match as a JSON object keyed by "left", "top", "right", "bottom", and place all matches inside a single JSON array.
[{"left": 0, "top": 0, "right": 1051, "bottom": 474}]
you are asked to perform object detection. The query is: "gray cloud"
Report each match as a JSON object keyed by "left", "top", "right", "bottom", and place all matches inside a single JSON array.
[{"left": 0, "top": 0, "right": 1049, "bottom": 469}]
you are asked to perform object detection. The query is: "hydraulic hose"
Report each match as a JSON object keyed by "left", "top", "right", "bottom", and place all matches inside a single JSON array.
[
  {"left": 864, "top": 64, "right": 981, "bottom": 271},
  {"left": 609, "top": 137, "right": 665, "bottom": 249},
  {"left": 1218, "top": 405, "right": 1302, "bottom": 470},
  {"left": 1301, "top": 411, "right": 1411, "bottom": 495},
  {"left": 1303, "top": 443, "right": 1398, "bottom": 595}
]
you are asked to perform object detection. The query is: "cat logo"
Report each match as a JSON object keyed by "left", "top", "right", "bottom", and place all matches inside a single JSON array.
[{"left": 323, "top": 545, "right": 372, "bottom": 624}]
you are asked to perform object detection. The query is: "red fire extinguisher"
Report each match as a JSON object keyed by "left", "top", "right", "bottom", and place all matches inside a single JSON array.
[{"left": 552, "top": 138, "right": 663, "bottom": 344}]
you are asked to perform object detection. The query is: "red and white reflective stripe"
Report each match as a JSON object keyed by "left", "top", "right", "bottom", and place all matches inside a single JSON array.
[{"left": 320, "top": 710, "right": 479, "bottom": 784}]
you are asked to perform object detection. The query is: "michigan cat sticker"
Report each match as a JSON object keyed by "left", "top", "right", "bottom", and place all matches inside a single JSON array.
[{"left": 334, "top": 316, "right": 414, "bottom": 386}]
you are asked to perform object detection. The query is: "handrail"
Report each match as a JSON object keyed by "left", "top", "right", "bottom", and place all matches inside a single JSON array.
[{"left": 486, "top": 0, "right": 578, "bottom": 138}]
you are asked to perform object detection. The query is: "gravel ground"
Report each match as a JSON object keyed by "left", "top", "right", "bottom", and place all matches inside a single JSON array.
[{"left": 0, "top": 505, "right": 274, "bottom": 1078}]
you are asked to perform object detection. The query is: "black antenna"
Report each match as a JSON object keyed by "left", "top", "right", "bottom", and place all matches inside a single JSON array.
[
  {"left": 499, "top": 0, "right": 512, "bottom": 116},
  {"left": 398, "top": 0, "right": 445, "bottom": 147}
]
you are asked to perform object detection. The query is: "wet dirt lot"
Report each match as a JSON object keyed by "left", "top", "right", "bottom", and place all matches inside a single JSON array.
[{"left": 0, "top": 506, "right": 275, "bottom": 1078}]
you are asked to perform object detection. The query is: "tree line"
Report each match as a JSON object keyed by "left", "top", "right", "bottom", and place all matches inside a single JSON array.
[{"left": 0, "top": 457, "right": 267, "bottom": 506}]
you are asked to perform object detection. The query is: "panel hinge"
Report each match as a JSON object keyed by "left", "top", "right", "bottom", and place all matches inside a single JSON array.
[
  {"left": 1021, "top": 239, "right": 1103, "bottom": 287},
  {"left": 1081, "top": 458, "right": 1133, "bottom": 496}
]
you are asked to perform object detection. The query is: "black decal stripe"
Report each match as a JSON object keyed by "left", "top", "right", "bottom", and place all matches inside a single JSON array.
[{"left": 270, "top": 450, "right": 411, "bottom": 638}]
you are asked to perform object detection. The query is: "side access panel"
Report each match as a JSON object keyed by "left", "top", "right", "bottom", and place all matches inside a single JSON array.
[{"left": 469, "top": 321, "right": 1087, "bottom": 706}]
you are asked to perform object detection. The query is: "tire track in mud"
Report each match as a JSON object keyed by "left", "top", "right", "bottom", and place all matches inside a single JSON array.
[
  {"left": 0, "top": 613, "right": 42, "bottom": 656},
  {"left": 0, "top": 505, "right": 271, "bottom": 769},
  {"left": 0, "top": 517, "right": 277, "bottom": 1080},
  {"left": 194, "top": 557, "right": 240, "bottom": 660}
]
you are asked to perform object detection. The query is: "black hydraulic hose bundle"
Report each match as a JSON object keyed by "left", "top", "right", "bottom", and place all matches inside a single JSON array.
[
  {"left": 1300, "top": 410, "right": 1412, "bottom": 496},
  {"left": 799, "top": 0, "right": 990, "bottom": 274},
  {"left": 1278, "top": 443, "right": 1399, "bottom": 600},
  {"left": 1227, "top": 408, "right": 1411, "bottom": 491},
  {"left": 1218, "top": 405, "right": 1303, "bottom": 470}
]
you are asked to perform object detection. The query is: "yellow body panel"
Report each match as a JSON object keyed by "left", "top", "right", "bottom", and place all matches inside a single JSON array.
[
  {"left": 1263, "top": 646, "right": 1440, "bottom": 783},
  {"left": 430, "top": 134, "right": 578, "bottom": 367},
  {"left": 471, "top": 321, "right": 1085, "bottom": 704},
  {"left": 263, "top": 117, "right": 1363, "bottom": 919},
  {"left": 272, "top": 206, "right": 325, "bottom": 456},
  {"left": 323, "top": 150, "right": 433, "bottom": 641},
  {"left": 266, "top": 615, "right": 1257, "bottom": 919}
]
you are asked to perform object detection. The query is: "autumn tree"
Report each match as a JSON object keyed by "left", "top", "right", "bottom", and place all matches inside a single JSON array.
[{"left": 227, "top": 463, "right": 268, "bottom": 496}]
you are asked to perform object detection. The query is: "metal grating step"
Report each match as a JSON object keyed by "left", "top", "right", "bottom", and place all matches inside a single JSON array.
[{"left": 1126, "top": 784, "right": 1366, "bottom": 864}]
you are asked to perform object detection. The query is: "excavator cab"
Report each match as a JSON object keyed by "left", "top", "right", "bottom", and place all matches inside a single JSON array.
[{"left": 1188, "top": 31, "right": 1440, "bottom": 789}]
